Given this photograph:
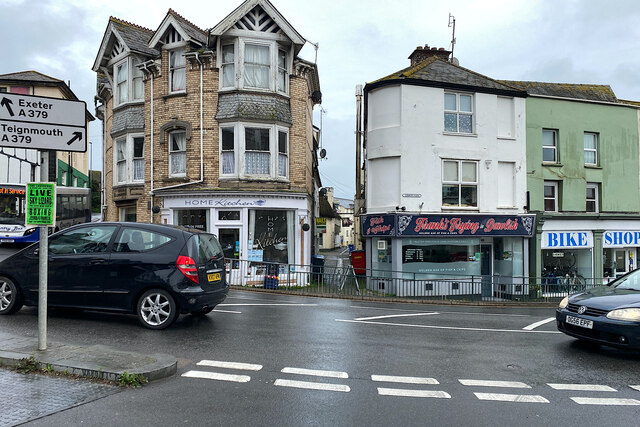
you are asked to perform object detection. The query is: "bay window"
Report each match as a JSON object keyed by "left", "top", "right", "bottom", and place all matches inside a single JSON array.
[
  {"left": 222, "top": 44, "right": 235, "bottom": 88},
  {"left": 116, "top": 62, "right": 128, "bottom": 105},
  {"left": 278, "top": 130, "right": 288, "bottom": 177},
  {"left": 244, "top": 44, "right": 270, "bottom": 89},
  {"left": 245, "top": 127, "right": 270, "bottom": 175},
  {"left": 114, "top": 57, "right": 144, "bottom": 106},
  {"left": 114, "top": 134, "right": 144, "bottom": 184},
  {"left": 221, "top": 127, "right": 236, "bottom": 174},
  {"left": 169, "top": 130, "right": 186, "bottom": 176},
  {"left": 277, "top": 49, "right": 287, "bottom": 92}
]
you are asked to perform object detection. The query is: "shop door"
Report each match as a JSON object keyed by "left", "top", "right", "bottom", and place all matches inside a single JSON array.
[
  {"left": 481, "top": 244, "right": 493, "bottom": 298},
  {"left": 615, "top": 249, "right": 636, "bottom": 278},
  {"left": 219, "top": 228, "right": 240, "bottom": 268}
]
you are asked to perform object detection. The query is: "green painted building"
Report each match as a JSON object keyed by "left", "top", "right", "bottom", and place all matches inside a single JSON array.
[{"left": 503, "top": 81, "right": 640, "bottom": 284}]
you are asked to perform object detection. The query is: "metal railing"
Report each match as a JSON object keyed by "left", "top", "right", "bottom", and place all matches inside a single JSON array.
[{"left": 224, "top": 258, "right": 606, "bottom": 303}]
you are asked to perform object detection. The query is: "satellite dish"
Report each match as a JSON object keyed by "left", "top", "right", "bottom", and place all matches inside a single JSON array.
[
  {"left": 311, "top": 91, "right": 322, "bottom": 103},
  {"left": 320, "top": 148, "right": 326, "bottom": 158},
  {"left": 451, "top": 57, "right": 459, "bottom": 66}
]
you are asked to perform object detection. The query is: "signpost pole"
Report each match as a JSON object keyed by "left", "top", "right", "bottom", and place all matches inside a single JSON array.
[{"left": 38, "top": 227, "right": 47, "bottom": 350}]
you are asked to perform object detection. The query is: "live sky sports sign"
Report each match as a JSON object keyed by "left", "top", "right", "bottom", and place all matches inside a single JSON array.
[
  {"left": 25, "top": 183, "right": 56, "bottom": 227},
  {"left": 0, "top": 93, "right": 87, "bottom": 152}
]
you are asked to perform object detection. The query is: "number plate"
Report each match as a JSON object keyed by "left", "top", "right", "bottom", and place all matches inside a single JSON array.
[
  {"left": 207, "top": 272, "right": 221, "bottom": 282},
  {"left": 0, "top": 239, "right": 14, "bottom": 243},
  {"left": 566, "top": 315, "right": 593, "bottom": 329}
]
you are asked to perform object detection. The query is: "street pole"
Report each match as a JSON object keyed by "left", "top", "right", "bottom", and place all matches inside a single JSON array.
[{"left": 37, "top": 226, "right": 48, "bottom": 350}]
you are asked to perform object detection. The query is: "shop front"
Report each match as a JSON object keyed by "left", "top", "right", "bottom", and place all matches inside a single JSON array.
[
  {"left": 159, "top": 192, "right": 312, "bottom": 285},
  {"left": 361, "top": 213, "right": 535, "bottom": 298}
]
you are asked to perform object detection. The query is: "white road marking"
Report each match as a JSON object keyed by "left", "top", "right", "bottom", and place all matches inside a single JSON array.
[
  {"left": 522, "top": 317, "right": 555, "bottom": 330},
  {"left": 197, "top": 360, "right": 263, "bottom": 371},
  {"left": 378, "top": 388, "right": 450, "bottom": 398},
  {"left": 630, "top": 385, "right": 640, "bottom": 392},
  {"left": 355, "top": 312, "right": 439, "bottom": 321},
  {"left": 182, "top": 370, "right": 251, "bottom": 383},
  {"left": 547, "top": 383, "right": 616, "bottom": 392},
  {"left": 212, "top": 309, "right": 242, "bottom": 314},
  {"left": 460, "top": 379, "right": 531, "bottom": 388},
  {"left": 474, "top": 393, "right": 549, "bottom": 403},
  {"left": 371, "top": 375, "right": 439, "bottom": 385},
  {"left": 274, "top": 379, "right": 350, "bottom": 392},
  {"left": 571, "top": 397, "right": 640, "bottom": 406},
  {"left": 349, "top": 305, "right": 532, "bottom": 317},
  {"left": 281, "top": 367, "right": 348, "bottom": 379},
  {"left": 336, "top": 319, "right": 561, "bottom": 334},
  {"left": 219, "top": 303, "right": 318, "bottom": 307}
]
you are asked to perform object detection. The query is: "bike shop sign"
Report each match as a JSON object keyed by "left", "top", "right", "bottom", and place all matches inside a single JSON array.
[
  {"left": 603, "top": 230, "right": 640, "bottom": 248},
  {"left": 542, "top": 231, "right": 593, "bottom": 249}
]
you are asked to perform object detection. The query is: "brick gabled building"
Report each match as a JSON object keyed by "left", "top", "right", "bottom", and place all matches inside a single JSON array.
[{"left": 92, "top": 0, "right": 321, "bottom": 266}]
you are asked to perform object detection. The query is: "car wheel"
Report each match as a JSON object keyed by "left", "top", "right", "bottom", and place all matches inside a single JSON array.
[
  {"left": 137, "top": 289, "right": 177, "bottom": 330},
  {"left": 190, "top": 307, "right": 214, "bottom": 317},
  {"left": 0, "top": 276, "right": 23, "bottom": 315}
]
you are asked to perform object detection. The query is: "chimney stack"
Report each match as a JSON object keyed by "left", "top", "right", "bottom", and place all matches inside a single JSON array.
[{"left": 408, "top": 44, "right": 451, "bottom": 66}]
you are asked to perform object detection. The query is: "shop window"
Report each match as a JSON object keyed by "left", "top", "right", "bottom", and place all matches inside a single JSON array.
[
  {"left": 444, "top": 92, "right": 473, "bottom": 133},
  {"left": 248, "top": 210, "right": 294, "bottom": 264},
  {"left": 586, "top": 183, "right": 599, "bottom": 213},
  {"left": 584, "top": 132, "right": 598, "bottom": 165},
  {"left": 119, "top": 206, "right": 137, "bottom": 222},
  {"left": 542, "top": 249, "right": 591, "bottom": 285},
  {"left": 401, "top": 238, "right": 481, "bottom": 278},
  {"left": 442, "top": 160, "right": 477, "bottom": 207},
  {"left": 218, "top": 210, "right": 240, "bottom": 221},
  {"left": 174, "top": 209, "right": 208, "bottom": 231},
  {"left": 544, "top": 181, "right": 558, "bottom": 212},
  {"left": 542, "top": 129, "right": 558, "bottom": 163}
]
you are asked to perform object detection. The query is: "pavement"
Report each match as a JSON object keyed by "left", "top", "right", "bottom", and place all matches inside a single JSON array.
[{"left": 0, "top": 331, "right": 177, "bottom": 382}]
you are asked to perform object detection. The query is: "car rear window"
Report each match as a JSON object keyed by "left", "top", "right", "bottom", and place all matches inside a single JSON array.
[
  {"left": 186, "top": 234, "right": 224, "bottom": 263},
  {"left": 114, "top": 228, "right": 173, "bottom": 252}
]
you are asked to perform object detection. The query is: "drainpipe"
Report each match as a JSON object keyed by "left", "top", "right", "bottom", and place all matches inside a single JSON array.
[
  {"left": 141, "top": 61, "right": 154, "bottom": 223},
  {"left": 150, "top": 53, "right": 205, "bottom": 194}
]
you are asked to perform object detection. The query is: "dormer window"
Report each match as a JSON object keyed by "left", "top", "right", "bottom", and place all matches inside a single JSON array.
[
  {"left": 114, "top": 58, "right": 144, "bottom": 107},
  {"left": 220, "top": 39, "right": 289, "bottom": 94},
  {"left": 169, "top": 48, "right": 186, "bottom": 93}
]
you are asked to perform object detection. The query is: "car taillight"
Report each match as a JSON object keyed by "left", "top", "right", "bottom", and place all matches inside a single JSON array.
[{"left": 176, "top": 255, "right": 199, "bottom": 284}]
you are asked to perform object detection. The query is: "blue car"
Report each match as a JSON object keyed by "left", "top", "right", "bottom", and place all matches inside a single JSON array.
[
  {"left": 0, "top": 222, "right": 228, "bottom": 329},
  {"left": 556, "top": 270, "right": 640, "bottom": 349}
]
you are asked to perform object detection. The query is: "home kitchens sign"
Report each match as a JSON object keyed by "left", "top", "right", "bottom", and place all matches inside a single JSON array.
[{"left": 361, "top": 214, "right": 535, "bottom": 237}]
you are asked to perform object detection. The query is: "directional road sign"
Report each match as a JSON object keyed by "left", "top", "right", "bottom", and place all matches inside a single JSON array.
[{"left": 0, "top": 93, "right": 87, "bottom": 152}]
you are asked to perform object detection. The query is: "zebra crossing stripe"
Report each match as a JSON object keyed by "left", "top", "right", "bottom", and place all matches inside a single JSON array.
[
  {"left": 571, "top": 397, "right": 640, "bottom": 406},
  {"left": 182, "top": 370, "right": 251, "bottom": 383},
  {"left": 355, "top": 312, "right": 439, "bottom": 321},
  {"left": 197, "top": 360, "right": 263, "bottom": 371},
  {"left": 459, "top": 379, "right": 531, "bottom": 388},
  {"left": 281, "top": 367, "right": 348, "bottom": 378},
  {"left": 274, "top": 379, "right": 350, "bottom": 392},
  {"left": 378, "top": 388, "right": 450, "bottom": 398},
  {"left": 547, "top": 383, "right": 616, "bottom": 392},
  {"left": 474, "top": 393, "right": 549, "bottom": 403},
  {"left": 371, "top": 375, "right": 439, "bottom": 385},
  {"left": 630, "top": 385, "right": 640, "bottom": 392}
]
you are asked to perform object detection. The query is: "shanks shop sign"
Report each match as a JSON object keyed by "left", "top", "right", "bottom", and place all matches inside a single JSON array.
[{"left": 361, "top": 214, "right": 535, "bottom": 237}]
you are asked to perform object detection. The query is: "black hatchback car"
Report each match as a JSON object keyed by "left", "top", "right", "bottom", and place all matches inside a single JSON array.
[
  {"left": 0, "top": 222, "right": 228, "bottom": 329},
  {"left": 556, "top": 270, "right": 640, "bottom": 349}
]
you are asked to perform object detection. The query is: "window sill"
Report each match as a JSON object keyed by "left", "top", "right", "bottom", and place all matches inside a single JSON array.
[
  {"left": 542, "top": 162, "right": 563, "bottom": 168},
  {"left": 163, "top": 92, "right": 187, "bottom": 100},
  {"left": 218, "top": 87, "right": 290, "bottom": 99},
  {"left": 497, "top": 136, "right": 516, "bottom": 141},
  {"left": 496, "top": 206, "right": 517, "bottom": 210},
  {"left": 219, "top": 175, "right": 290, "bottom": 183},
  {"left": 113, "top": 182, "right": 144, "bottom": 189},
  {"left": 585, "top": 164, "right": 602, "bottom": 169},
  {"left": 166, "top": 176, "right": 189, "bottom": 182},
  {"left": 441, "top": 206, "right": 480, "bottom": 211},
  {"left": 443, "top": 132, "right": 477, "bottom": 137}
]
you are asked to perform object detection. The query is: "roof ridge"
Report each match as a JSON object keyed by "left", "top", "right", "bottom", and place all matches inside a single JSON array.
[
  {"left": 109, "top": 16, "right": 154, "bottom": 33},
  {"left": 501, "top": 79, "right": 613, "bottom": 88},
  {"left": 436, "top": 58, "right": 515, "bottom": 89},
  {"left": 167, "top": 8, "right": 207, "bottom": 35},
  {"left": 0, "top": 70, "right": 64, "bottom": 82}
]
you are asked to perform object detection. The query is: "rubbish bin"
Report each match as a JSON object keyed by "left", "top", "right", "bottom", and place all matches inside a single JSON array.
[
  {"left": 311, "top": 255, "right": 325, "bottom": 282},
  {"left": 350, "top": 250, "right": 366, "bottom": 275},
  {"left": 264, "top": 262, "right": 279, "bottom": 289}
]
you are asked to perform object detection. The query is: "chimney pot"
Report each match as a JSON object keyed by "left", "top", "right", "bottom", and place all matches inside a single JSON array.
[{"left": 408, "top": 44, "right": 451, "bottom": 66}]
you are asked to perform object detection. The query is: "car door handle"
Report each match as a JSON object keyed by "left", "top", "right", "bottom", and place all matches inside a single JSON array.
[{"left": 90, "top": 259, "right": 106, "bottom": 264}]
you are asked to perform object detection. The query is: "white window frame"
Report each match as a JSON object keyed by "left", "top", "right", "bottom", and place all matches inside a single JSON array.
[
  {"left": 544, "top": 181, "right": 559, "bottom": 212},
  {"left": 113, "top": 133, "right": 145, "bottom": 185},
  {"left": 169, "top": 130, "right": 187, "bottom": 177},
  {"left": 113, "top": 57, "right": 145, "bottom": 107},
  {"left": 219, "top": 122, "right": 290, "bottom": 181},
  {"left": 441, "top": 159, "right": 478, "bottom": 208},
  {"left": 168, "top": 47, "right": 186, "bottom": 94},
  {"left": 219, "top": 38, "right": 290, "bottom": 95},
  {"left": 277, "top": 129, "right": 288, "bottom": 178},
  {"left": 542, "top": 129, "right": 558, "bottom": 163},
  {"left": 220, "top": 126, "right": 237, "bottom": 176},
  {"left": 221, "top": 43, "right": 236, "bottom": 89},
  {"left": 586, "top": 183, "right": 599, "bottom": 213},
  {"left": 584, "top": 132, "right": 598, "bottom": 166},
  {"left": 444, "top": 92, "right": 474, "bottom": 134}
]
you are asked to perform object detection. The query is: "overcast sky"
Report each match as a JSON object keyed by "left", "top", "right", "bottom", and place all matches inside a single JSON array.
[{"left": 2, "top": 0, "right": 639, "bottom": 199}]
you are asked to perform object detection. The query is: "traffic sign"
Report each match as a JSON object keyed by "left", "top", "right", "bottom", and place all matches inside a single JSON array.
[
  {"left": 26, "top": 182, "right": 56, "bottom": 227},
  {"left": 0, "top": 93, "right": 87, "bottom": 152}
]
